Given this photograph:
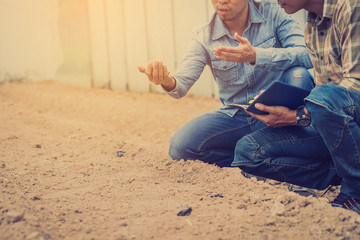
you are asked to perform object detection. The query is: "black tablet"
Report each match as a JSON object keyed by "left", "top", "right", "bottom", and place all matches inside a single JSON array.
[{"left": 246, "top": 81, "right": 311, "bottom": 115}]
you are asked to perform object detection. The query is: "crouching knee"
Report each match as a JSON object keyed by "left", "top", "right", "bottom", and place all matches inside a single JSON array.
[
  {"left": 232, "top": 135, "right": 259, "bottom": 167},
  {"left": 169, "top": 133, "right": 187, "bottom": 160},
  {"left": 232, "top": 135, "right": 270, "bottom": 177},
  {"left": 281, "top": 66, "right": 314, "bottom": 90}
]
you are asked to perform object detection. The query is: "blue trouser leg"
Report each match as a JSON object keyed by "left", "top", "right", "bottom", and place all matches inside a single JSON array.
[
  {"left": 169, "top": 67, "right": 314, "bottom": 168},
  {"left": 233, "top": 85, "right": 360, "bottom": 199},
  {"left": 305, "top": 85, "right": 360, "bottom": 199},
  {"left": 233, "top": 125, "right": 341, "bottom": 189},
  {"left": 279, "top": 66, "right": 314, "bottom": 90},
  {"left": 169, "top": 110, "right": 266, "bottom": 167}
]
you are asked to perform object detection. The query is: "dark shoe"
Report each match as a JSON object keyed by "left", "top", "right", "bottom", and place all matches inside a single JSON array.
[
  {"left": 331, "top": 192, "right": 360, "bottom": 215},
  {"left": 284, "top": 183, "right": 317, "bottom": 197},
  {"left": 240, "top": 171, "right": 267, "bottom": 182}
]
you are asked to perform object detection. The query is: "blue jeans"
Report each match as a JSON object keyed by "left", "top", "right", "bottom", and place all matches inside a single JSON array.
[
  {"left": 233, "top": 84, "right": 360, "bottom": 199},
  {"left": 169, "top": 67, "right": 314, "bottom": 167}
]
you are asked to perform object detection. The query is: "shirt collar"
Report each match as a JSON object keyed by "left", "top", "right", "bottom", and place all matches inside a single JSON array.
[
  {"left": 307, "top": 0, "right": 336, "bottom": 25},
  {"left": 212, "top": 1, "right": 266, "bottom": 40}
]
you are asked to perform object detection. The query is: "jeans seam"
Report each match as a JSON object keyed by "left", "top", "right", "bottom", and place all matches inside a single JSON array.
[
  {"left": 265, "top": 159, "right": 288, "bottom": 181},
  {"left": 306, "top": 98, "right": 355, "bottom": 151},
  {"left": 233, "top": 133, "right": 324, "bottom": 166},
  {"left": 265, "top": 161, "right": 337, "bottom": 170},
  {"left": 329, "top": 122, "right": 346, "bottom": 151},
  {"left": 235, "top": 160, "right": 336, "bottom": 170},
  {"left": 257, "top": 135, "right": 324, "bottom": 159},
  {"left": 347, "top": 124, "right": 360, "bottom": 165}
]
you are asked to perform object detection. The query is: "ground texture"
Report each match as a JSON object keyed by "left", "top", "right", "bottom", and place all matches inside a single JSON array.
[{"left": 0, "top": 81, "right": 359, "bottom": 240}]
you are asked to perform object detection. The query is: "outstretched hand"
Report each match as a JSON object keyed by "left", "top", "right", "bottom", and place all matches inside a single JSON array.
[
  {"left": 138, "top": 61, "right": 176, "bottom": 91},
  {"left": 214, "top": 33, "right": 256, "bottom": 64}
]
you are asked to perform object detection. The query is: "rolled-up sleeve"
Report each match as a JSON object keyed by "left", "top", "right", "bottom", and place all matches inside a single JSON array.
[
  {"left": 254, "top": 8, "right": 313, "bottom": 71},
  {"left": 164, "top": 37, "right": 208, "bottom": 99}
]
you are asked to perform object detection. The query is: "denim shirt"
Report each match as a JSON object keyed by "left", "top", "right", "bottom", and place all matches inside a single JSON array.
[{"left": 167, "top": 0, "right": 313, "bottom": 117}]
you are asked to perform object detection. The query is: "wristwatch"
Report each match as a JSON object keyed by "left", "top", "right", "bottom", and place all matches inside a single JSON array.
[{"left": 296, "top": 106, "right": 311, "bottom": 127}]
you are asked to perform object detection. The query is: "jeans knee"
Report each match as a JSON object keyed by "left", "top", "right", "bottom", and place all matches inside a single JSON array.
[
  {"left": 307, "top": 85, "right": 343, "bottom": 105},
  {"left": 305, "top": 85, "right": 349, "bottom": 117},
  {"left": 280, "top": 66, "right": 314, "bottom": 90},
  {"left": 169, "top": 133, "right": 186, "bottom": 160},
  {"left": 232, "top": 135, "right": 258, "bottom": 167}
]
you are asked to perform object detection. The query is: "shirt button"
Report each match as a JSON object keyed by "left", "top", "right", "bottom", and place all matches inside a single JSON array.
[
  {"left": 223, "top": 66, "right": 227, "bottom": 70},
  {"left": 320, "top": 32, "right": 325, "bottom": 36},
  {"left": 321, "top": 56, "right": 324, "bottom": 60}
]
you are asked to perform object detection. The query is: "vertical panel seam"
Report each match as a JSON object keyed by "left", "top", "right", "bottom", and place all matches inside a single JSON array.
[
  {"left": 143, "top": 0, "right": 151, "bottom": 92},
  {"left": 121, "top": 0, "right": 129, "bottom": 91},
  {"left": 170, "top": 0, "right": 178, "bottom": 69},
  {"left": 85, "top": 0, "right": 95, "bottom": 87},
  {"left": 103, "top": 0, "right": 112, "bottom": 89}
]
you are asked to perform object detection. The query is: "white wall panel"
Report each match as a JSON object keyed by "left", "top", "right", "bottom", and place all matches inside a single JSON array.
[
  {"left": 88, "top": 0, "right": 110, "bottom": 88},
  {"left": 55, "top": 0, "right": 92, "bottom": 87},
  {"left": 0, "top": 0, "right": 62, "bottom": 82},
  {"left": 106, "top": 0, "right": 127, "bottom": 90},
  {"left": 143, "top": 0, "right": 175, "bottom": 93},
  {"left": 172, "top": 0, "right": 214, "bottom": 97},
  {"left": 123, "top": 0, "right": 149, "bottom": 92},
  {"left": 0, "top": 0, "right": 307, "bottom": 98}
]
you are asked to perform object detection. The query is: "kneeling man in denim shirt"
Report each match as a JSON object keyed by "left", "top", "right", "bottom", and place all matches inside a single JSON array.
[
  {"left": 234, "top": 0, "right": 360, "bottom": 214},
  {"left": 139, "top": 0, "right": 313, "bottom": 167}
]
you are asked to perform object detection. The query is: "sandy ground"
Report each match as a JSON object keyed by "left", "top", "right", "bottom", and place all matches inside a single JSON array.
[{"left": 0, "top": 81, "right": 359, "bottom": 240}]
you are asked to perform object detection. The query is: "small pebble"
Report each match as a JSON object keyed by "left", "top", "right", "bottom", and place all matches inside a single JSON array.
[
  {"left": 117, "top": 151, "right": 126, "bottom": 157},
  {"left": 177, "top": 207, "right": 192, "bottom": 216}
]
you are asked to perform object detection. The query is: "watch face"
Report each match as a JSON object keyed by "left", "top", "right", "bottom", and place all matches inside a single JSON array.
[
  {"left": 297, "top": 118, "right": 311, "bottom": 127},
  {"left": 296, "top": 106, "right": 311, "bottom": 127}
]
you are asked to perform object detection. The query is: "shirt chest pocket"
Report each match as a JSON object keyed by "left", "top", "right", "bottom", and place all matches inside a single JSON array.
[{"left": 212, "top": 60, "right": 238, "bottom": 82}]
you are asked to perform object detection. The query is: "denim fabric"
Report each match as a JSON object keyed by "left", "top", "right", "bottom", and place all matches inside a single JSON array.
[
  {"left": 169, "top": 110, "right": 266, "bottom": 167},
  {"left": 279, "top": 66, "right": 314, "bottom": 90},
  {"left": 167, "top": 0, "right": 313, "bottom": 117},
  {"left": 233, "top": 84, "right": 360, "bottom": 199},
  {"left": 169, "top": 67, "right": 313, "bottom": 167}
]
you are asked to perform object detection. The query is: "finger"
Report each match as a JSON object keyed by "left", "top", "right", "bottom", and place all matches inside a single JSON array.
[
  {"left": 234, "top": 32, "right": 242, "bottom": 42},
  {"left": 163, "top": 64, "right": 169, "bottom": 78},
  {"left": 159, "top": 61, "right": 164, "bottom": 82},
  {"left": 253, "top": 90, "right": 265, "bottom": 100},
  {"left": 215, "top": 46, "right": 238, "bottom": 54},
  {"left": 214, "top": 47, "right": 223, "bottom": 52},
  {"left": 214, "top": 50, "right": 238, "bottom": 61},
  {"left": 254, "top": 103, "right": 276, "bottom": 114},
  {"left": 246, "top": 110, "right": 267, "bottom": 122},
  {"left": 236, "top": 34, "right": 250, "bottom": 45},
  {"left": 146, "top": 61, "right": 153, "bottom": 80},
  {"left": 216, "top": 55, "right": 240, "bottom": 62},
  {"left": 153, "top": 61, "right": 159, "bottom": 83},
  {"left": 138, "top": 66, "right": 145, "bottom": 73}
]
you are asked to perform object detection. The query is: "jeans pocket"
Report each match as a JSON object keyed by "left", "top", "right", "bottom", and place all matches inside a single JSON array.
[{"left": 212, "top": 60, "right": 238, "bottom": 82}]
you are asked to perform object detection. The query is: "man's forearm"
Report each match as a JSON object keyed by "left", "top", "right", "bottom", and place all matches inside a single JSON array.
[
  {"left": 161, "top": 76, "right": 176, "bottom": 92},
  {"left": 254, "top": 46, "right": 313, "bottom": 71}
]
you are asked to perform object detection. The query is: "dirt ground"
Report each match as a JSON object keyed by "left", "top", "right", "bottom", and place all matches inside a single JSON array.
[{"left": 0, "top": 81, "right": 359, "bottom": 240}]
